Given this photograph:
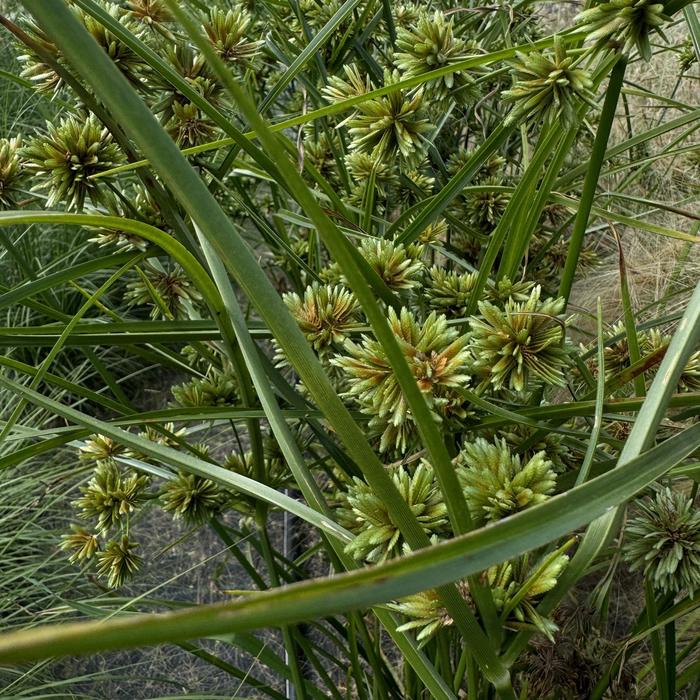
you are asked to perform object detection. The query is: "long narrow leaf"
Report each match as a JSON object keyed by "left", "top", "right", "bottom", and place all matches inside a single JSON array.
[{"left": 0, "top": 418, "right": 698, "bottom": 664}]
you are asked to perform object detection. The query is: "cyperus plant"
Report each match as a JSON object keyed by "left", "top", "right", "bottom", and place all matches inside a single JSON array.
[
  {"left": 469, "top": 286, "right": 569, "bottom": 393},
  {"left": 21, "top": 113, "right": 123, "bottom": 210},
  {"left": 502, "top": 37, "right": 597, "bottom": 126},
  {"left": 623, "top": 487, "right": 700, "bottom": 595},
  {"left": 334, "top": 306, "right": 471, "bottom": 452},
  {"left": 456, "top": 437, "right": 557, "bottom": 525},
  {"left": 0, "top": 0, "right": 698, "bottom": 698}
]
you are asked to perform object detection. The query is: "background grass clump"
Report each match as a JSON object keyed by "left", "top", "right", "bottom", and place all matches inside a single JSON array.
[{"left": 0, "top": 0, "right": 699, "bottom": 697}]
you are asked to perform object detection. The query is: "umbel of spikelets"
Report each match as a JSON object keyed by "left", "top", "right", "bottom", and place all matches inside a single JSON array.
[
  {"left": 456, "top": 438, "right": 557, "bottom": 525},
  {"left": 343, "top": 72, "right": 433, "bottom": 168},
  {"left": 502, "top": 37, "right": 597, "bottom": 127},
  {"left": 389, "top": 549, "right": 570, "bottom": 646},
  {"left": 283, "top": 283, "right": 361, "bottom": 352},
  {"left": 202, "top": 7, "right": 263, "bottom": 68},
  {"left": 469, "top": 286, "right": 569, "bottom": 393},
  {"left": 575, "top": 0, "right": 671, "bottom": 61},
  {"left": 74, "top": 462, "right": 149, "bottom": 535},
  {"left": 334, "top": 307, "right": 471, "bottom": 453},
  {"left": 341, "top": 461, "right": 448, "bottom": 563},
  {"left": 161, "top": 472, "right": 228, "bottom": 525},
  {"left": 394, "top": 10, "right": 476, "bottom": 101},
  {"left": 624, "top": 487, "right": 700, "bottom": 595},
  {"left": 22, "top": 113, "right": 123, "bottom": 211}
]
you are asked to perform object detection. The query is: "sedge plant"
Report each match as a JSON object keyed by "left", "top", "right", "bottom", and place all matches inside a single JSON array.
[{"left": 0, "top": 0, "right": 698, "bottom": 697}]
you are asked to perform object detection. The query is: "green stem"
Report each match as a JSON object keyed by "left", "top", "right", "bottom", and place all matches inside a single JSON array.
[
  {"left": 665, "top": 619, "right": 676, "bottom": 700},
  {"left": 347, "top": 616, "right": 370, "bottom": 700},
  {"left": 436, "top": 633, "right": 452, "bottom": 683},
  {"left": 257, "top": 514, "right": 308, "bottom": 700},
  {"left": 466, "top": 651, "right": 478, "bottom": 699},
  {"left": 453, "top": 646, "right": 467, "bottom": 695},
  {"left": 576, "top": 298, "right": 606, "bottom": 485},
  {"left": 559, "top": 56, "right": 627, "bottom": 305},
  {"left": 615, "top": 228, "right": 646, "bottom": 398},
  {"left": 645, "top": 576, "right": 668, "bottom": 700}
]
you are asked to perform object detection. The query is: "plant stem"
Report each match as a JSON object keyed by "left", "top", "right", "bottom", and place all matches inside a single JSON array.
[
  {"left": 645, "top": 575, "right": 668, "bottom": 700},
  {"left": 559, "top": 56, "right": 627, "bottom": 306},
  {"left": 665, "top": 619, "right": 676, "bottom": 700}
]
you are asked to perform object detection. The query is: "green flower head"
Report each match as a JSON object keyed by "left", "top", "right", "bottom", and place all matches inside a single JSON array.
[
  {"left": 151, "top": 41, "right": 224, "bottom": 123},
  {"left": 464, "top": 176, "right": 509, "bottom": 232},
  {"left": 17, "top": 19, "right": 63, "bottom": 94},
  {"left": 575, "top": 0, "right": 671, "bottom": 61},
  {"left": 345, "top": 152, "right": 399, "bottom": 197},
  {"left": 323, "top": 63, "right": 373, "bottom": 102},
  {"left": 488, "top": 548, "right": 571, "bottom": 639},
  {"left": 202, "top": 6, "right": 263, "bottom": 68},
  {"left": 624, "top": 487, "right": 700, "bottom": 595},
  {"left": 125, "top": 261, "right": 203, "bottom": 320},
  {"left": 416, "top": 218, "right": 448, "bottom": 245},
  {"left": 393, "top": 3, "right": 421, "bottom": 29},
  {"left": 394, "top": 10, "right": 475, "bottom": 101},
  {"left": 426, "top": 266, "right": 477, "bottom": 318},
  {"left": 126, "top": 422, "right": 187, "bottom": 464},
  {"left": 171, "top": 368, "right": 238, "bottom": 408},
  {"left": 346, "top": 79, "right": 432, "bottom": 167},
  {"left": 357, "top": 237, "right": 425, "bottom": 292},
  {"left": 125, "top": 0, "right": 174, "bottom": 29},
  {"left": 679, "top": 349, "right": 700, "bottom": 392},
  {"left": 447, "top": 148, "right": 505, "bottom": 180},
  {"left": 389, "top": 546, "right": 569, "bottom": 646},
  {"left": 304, "top": 130, "right": 342, "bottom": 185},
  {"left": 60, "top": 524, "right": 100, "bottom": 565},
  {"left": 398, "top": 169, "right": 435, "bottom": 207},
  {"left": 485, "top": 276, "right": 535, "bottom": 306},
  {"left": 469, "top": 286, "right": 568, "bottom": 393},
  {"left": 642, "top": 329, "right": 700, "bottom": 393},
  {"left": 96, "top": 535, "right": 141, "bottom": 588},
  {"left": 79, "top": 434, "right": 125, "bottom": 465},
  {"left": 494, "top": 423, "right": 573, "bottom": 474},
  {"left": 283, "top": 283, "right": 360, "bottom": 352},
  {"left": 342, "top": 462, "right": 448, "bottom": 563},
  {"left": 22, "top": 114, "right": 123, "bottom": 211},
  {"left": 678, "top": 37, "right": 697, "bottom": 73},
  {"left": 166, "top": 101, "right": 217, "bottom": 148},
  {"left": 161, "top": 471, "right": 227, "bottom": 525},
  {"left": 502, "top": 37, "right": 596, "bottom": 127},
  {"left": 89, "top": 226, "right": 148, "bottom": 253},
  {"left": 456, "top": 438, "right": 557, "bottom": 525},
  {"left": 388, "top": 580, "right": 472, "bottom": 646},
  {"left": 334, "top": 307, "right": 471, "bottom": 453},
  {"left": 79, "top": 1, "right": 149, "bottom": 86},
  {"left": 75, "top": 463, "right": 149, "bottom": 535}
]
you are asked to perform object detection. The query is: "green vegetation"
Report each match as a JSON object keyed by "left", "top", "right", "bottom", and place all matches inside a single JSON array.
[{"left": 0, "top": 0, "right": 699, "bottom": 697}]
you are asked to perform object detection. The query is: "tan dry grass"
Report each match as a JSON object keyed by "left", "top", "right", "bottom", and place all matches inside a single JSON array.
[{"left": 571, "top": 20, "right": 700, "bottom": 328}]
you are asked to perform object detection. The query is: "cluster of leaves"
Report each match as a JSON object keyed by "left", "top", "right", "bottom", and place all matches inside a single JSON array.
[{"left": 1, "top": 0, "right": 699, "bottom": 697}]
